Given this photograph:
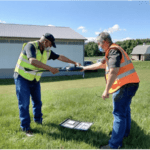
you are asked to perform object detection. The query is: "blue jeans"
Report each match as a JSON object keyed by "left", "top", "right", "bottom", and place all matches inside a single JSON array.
[
  {"left": 109, "top": 83, "right": 139, "bottom": 149},
  {"left": 14, "top": 74, "right": 43, "bottom": 131}
]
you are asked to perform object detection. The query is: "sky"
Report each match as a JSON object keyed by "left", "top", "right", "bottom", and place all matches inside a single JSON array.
[{"left": 0, "top": 0, "right": 150, "bottom": 43}]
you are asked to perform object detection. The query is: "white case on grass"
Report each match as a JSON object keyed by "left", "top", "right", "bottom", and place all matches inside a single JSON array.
[{"left": 60, "top": 119, "right": 93, "bottom": 131}]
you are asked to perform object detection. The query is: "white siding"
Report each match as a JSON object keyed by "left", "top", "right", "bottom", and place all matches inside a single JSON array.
[
  {"left": 131, "top": 55, "right": 139, "bottom": 60},
  {"left": 0, "top": 43, "right": 23, "bottom": 69},
  {"left": 48, "top": 45, "right": 84, "bottom": 68},
  {"left": 0, "top": 43, "right": 84, "bottom": 69}
]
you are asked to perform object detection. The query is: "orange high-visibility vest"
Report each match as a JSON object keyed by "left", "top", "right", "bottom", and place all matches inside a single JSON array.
[{"left": 105, "top": 43, "right": 140, "bottom": 94}]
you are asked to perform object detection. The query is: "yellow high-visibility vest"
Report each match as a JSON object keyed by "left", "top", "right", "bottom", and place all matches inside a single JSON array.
[{"left": 14, "top": 41, "right": 51, "bottom": 81}]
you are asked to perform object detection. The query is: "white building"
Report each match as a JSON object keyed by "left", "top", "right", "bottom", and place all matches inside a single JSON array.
[
  {"left": 131, "top": 45, "right": 150, "bottom": 61},
  {"left": 0, "top": 23, "right": 86, "bottom": 78}
]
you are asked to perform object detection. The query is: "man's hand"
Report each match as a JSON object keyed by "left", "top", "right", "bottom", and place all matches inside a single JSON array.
[
  {"left": 49, "top": 67, "right": 59, "bottom": 74},
  {"left": 102, "top": 90, "right": 109, "bottom": 100},
  {"left": 75, "top": 62, "right": 81, "bottom": 67},
  {"left": 80, "top": 66, "right": 85, "bottom": 72}
]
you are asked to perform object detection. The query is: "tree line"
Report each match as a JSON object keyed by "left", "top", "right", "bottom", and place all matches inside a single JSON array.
[{"left": 84, "top": 38, "right": 150, "bottom": 57}]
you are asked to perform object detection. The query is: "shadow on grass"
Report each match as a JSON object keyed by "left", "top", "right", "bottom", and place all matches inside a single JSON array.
[
  {"left": 32, "top": 122, "right": 109, "bottom": 149},
  {"left": 31, "top": 119, "right": 150, "bottom": 149},
  {"left": 0, "top": 70, "right": 105, "bottom": 86},
  {"left": 122, "top": 119, "right": 150, "bottom": 149}
]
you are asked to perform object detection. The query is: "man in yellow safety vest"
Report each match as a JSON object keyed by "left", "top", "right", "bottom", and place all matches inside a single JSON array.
[
  {"left": 14, "top": 33, "right": 81, "bottom": 136},
  {"left": 82, "top": 32, "right": 140, "bottom": 149}
]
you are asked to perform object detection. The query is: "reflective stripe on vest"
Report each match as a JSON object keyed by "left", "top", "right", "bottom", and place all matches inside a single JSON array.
[
  {"left": 105, "top": 44, "right": 140, "bottom": 94},
  {"left": 14, "top": 41, "right": 51, "bottom": 81}
]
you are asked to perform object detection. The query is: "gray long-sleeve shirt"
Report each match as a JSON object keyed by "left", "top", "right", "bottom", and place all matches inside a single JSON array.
[{"left": 101, "top": 49, "right": 122, "bottom": 68}]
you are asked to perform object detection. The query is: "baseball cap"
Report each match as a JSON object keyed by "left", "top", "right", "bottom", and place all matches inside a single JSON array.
[
  {"left": 96, "top": 32, "right": 112, "bottom": 44},
  {"left": 44, "top": 33, "right": 56, "bottom": 48}
]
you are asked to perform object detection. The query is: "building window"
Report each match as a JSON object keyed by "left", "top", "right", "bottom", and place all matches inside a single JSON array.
[
  {"left": 10, "top": 40, "right": 15, "bottom": 43},
  {"left": 0, "top": 39, "right": 30, "bottom": 44},
  {"left": 56, "top": 41, "right": 67, "bottom": 45},
  {"left": 0, "top": 40, "right": 9, "bottom": 43},
  {"left": 0, "top": 39, "right": 84, "bottom": 45},
  {"left": 56, "top": 40, "right": 83, "bottom": 45}
]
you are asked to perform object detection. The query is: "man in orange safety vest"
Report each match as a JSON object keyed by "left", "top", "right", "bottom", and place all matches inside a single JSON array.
[{"left": 82, "top": 32, "right": 140, "bottom": 149}]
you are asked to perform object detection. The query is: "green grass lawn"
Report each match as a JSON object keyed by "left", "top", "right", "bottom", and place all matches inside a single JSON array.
[
  {"left": 0, "top": 61, "right": 150, "bottom": 149},
  {"left": 85, "top": 55, "right": 132, "bottom": 63}
]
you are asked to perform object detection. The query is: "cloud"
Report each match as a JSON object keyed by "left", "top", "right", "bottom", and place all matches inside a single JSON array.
[
  {"left": 113, "top": 37, "right": 132, "bottom": 42},
  {"left": 86, "top": 25, "right": 128, "bottom": 43},
  {"left": 95, "top": 32, "right": 100, "bottom": 35},
  {"left": 104, "top": 24, "right": 120, "bottom": 33},
  {"left": 77, "top": 26, "right": 85, "bottom": 30},
  {"left": 85, "top": 37, "right": 97, "bottom": 43},
  {"left": 48, "top": 24, "right": 55, "bottom": 26},
  {"left": 0, "top": 20, "right": 6, "bottom": 23},
  {"left": 82, "top": 29, "right": 87, "bottom": 33},
  {"left": 77, "top": 26, "right": 87, "bottom": 33},
  {"left": 85, "top": 37, "right": 132, "bottom": 43},
  {"left": 95, "top": 28, "right": 102, "bottom": 35},
  {"left": 104, "top": 24, "right": 126, "bottom": 34}
]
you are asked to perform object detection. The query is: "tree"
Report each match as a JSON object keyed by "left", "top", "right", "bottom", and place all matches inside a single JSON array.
[
  {"left": 84, "top": 38, "right": 150, "bottom": 56},
  {"left": 84, "top": 44, "right": 88, "bottom": 56},
  {"left": 136, "top": 39, "right": 142, "bottom": 45},
  {"left": 84, "top": 42, "right": 103, "bottom": 57}
]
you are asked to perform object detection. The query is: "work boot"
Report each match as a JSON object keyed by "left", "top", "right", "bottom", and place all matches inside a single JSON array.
[{"left": 25, "top": 129, "right": 34, "bottom": 137}]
